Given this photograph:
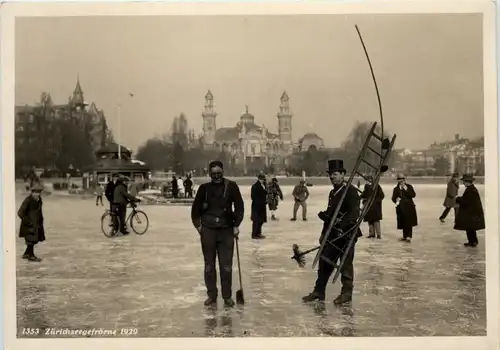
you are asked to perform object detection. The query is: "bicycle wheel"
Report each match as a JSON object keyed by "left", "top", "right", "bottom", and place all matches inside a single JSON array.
[
  {"left": 130, "top": 210, "right": 149, "bottom": 235},
  {"left": 101, "top": 211, "right": 117, "bottom": 238}
]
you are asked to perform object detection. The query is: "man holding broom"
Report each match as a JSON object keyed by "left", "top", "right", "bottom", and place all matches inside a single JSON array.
[{"left": 191, "top": 160, "right": 245, "bottom": 307}]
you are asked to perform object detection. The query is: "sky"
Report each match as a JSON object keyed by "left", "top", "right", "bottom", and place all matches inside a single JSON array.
[{"left": 15, "top": 14, "right": 484, "bottom": 152}]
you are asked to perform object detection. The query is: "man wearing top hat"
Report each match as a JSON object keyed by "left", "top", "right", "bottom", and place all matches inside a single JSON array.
[
  {"left": 454, "top": 174, "right": 485, "bottom": 247},
  {"left": 251, "top": 173, "right": 268, "bottom": 239},
  {"left": 191, "top": 160, "right": 245, "bottom": 307},
  {"left": 302, "top": 159, "right": 362, "bottom": 305},
  {"left": 439, "top": 172, "right": 460, "bottom": 223}
]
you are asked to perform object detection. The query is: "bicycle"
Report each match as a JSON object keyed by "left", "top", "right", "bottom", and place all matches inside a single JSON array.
[{"left": 101, "top": 201, "right": 149, "bottom": 237}]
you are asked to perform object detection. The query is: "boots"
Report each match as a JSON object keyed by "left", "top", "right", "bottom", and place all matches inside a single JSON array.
[
  {"left": 224, "top": 298, "right": 235, "bottom": 307},
  {"left": 204, "top": 297, "right": 217, "bottom": 306},
  {"left": 333, "top": 294, "right": 352, "bottom": 305},
  {"left": 302, "top": 291, "right": 325, "bottom": 302}
]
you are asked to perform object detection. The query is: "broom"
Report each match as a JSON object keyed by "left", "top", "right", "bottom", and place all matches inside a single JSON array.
[{"left": 235, "top": 236, "right": 245, "bottom": 305}]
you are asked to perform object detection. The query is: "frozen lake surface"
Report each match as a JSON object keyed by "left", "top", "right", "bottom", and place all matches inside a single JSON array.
[{"left": 16, "top": 184, "right": 486, "bottom": 337}]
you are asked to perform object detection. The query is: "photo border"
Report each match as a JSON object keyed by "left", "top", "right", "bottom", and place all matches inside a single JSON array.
[{"left": 1, "top": 1, "right": 498, "bottom": 349}]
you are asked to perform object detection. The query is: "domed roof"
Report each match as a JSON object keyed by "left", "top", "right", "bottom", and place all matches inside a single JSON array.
[
  {"left": 240, "top": 105, "right": 254, "bottom": 120},
  {"left": 301, "top": 132, "right": 322, "bottom": 140}
]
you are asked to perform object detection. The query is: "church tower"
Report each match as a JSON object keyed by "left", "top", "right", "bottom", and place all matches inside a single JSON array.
[
  {"left": 277, "top": 91, "right": 292, "bottom": 147},
  {"left": 202, "top": 90, "right": 217, "bottom": 146},
  {"left": 71, "top": 75, "right": 86, "bottom": 111}
]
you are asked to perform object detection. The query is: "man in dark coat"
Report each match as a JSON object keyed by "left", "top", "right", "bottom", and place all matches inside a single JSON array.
[
  {"left": 112, "top": 176, "right": 138, "bottom": 235},
  {"left": 251, "top": 173, "right": 268, "bottom": 239},
  {"left": 360, "top": 175, "right": 385, "bottom": 239},
  {"left": 105, "top": 173, "right": 119, "bottom": 209},
  {"left": 391, "top": 174, "right": 418, "bottom": 242},
  {"left": 439, "top": 172, "right": 459, "bottom": 223},
  {"left": 267, "top": 177, "right": 283, "bottom": 221},
  {"left": 454, "top": 174, "right": 485, "bottom": 247},
  {"left": 184, "top": 174, "right": 194, "bottom": 198},
  {"left": 17, "top": 183, "right": 46, "bottom": 262},
  {"left": 302, "top": 159, "right": 361, "bottom": 305},
  {"left": 171, "top": 175, "right": 179, "bottom": 198},
  {"left": 191, "top": 160, "right": 245, "bottom": 307}
]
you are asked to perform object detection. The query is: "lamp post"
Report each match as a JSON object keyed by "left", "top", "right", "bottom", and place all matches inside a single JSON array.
[{"left": 116, "top": 92, "right": 135, "bottom": 160}]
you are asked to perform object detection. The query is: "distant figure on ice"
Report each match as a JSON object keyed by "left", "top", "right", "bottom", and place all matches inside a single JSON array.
[
  {"left": 251, "top": 174, "right": 268, "bottom": 239},
  {"left": 105, "top": 173, "right": 119, "bottom": 210},
  {"left": 267, "top": 177, "right": 283, "bottom": 220},
  {"left": 17, "top": 183, "right": 46, "bottom": 262},
  {"left": 95, "top": 184, "right": 104, "bottom": 206},
  {"left": 302, "top": 159, "right": 361, "bottom": 305},
  {"left": 454, "top": 174, "right": 485, "bottom": 247},
  {"left": 184, "top": 174, "right": 194, "bottom": 198},
  {"left": 392, "top": 174, "right": 418, "bottom": 242},
  {"left": 439, "top": 172, "right": 459, "bottom": 223},
  {"left": 291, "top": 179, "right": 309, "bottom": 221},
  {"left": 191, "top": 160, "right": 245, "bottom": 307},
  {"left": 171, "top": 175, "right": 179, "bottom": 198},
  {"left": 128, "top": 178, "right": 139, "bottom": 197},
  {"left": 361, "top": 175, "right": 385, "bottom": 239}
]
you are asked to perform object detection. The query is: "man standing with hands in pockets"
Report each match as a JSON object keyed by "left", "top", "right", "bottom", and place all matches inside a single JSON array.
[{"left": 191, "top": 160, "right": 245, "bottom": 307}]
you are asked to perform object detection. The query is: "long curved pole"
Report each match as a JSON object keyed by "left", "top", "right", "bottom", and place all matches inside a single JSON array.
[{"left": 354, "top": 24, "right": 384, "bottom": 157}]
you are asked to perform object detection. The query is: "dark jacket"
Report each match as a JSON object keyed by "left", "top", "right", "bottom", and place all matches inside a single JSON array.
[
  {"left": 267, "top": 181, "right": 283, "bottom": 210},
  {"left": 361, "top": 183, "right": 385, "bottom": 222},
  {"left": 191, "top": 178, "right": 244, "bottom": 229},
  {"left": 183, "top": 178, "right": 193, "bottom": 191},
  {"left": 105, "top": 181, "right": 116, "bottom": 202},
  {"left": 454, "top": 184, "right": 485, "bottom": 231},
  {"left": 443, "top": 180, "right": 459, "bottom": 208},
  {"left": 251, "top": 181, "right": 268, "bottom": 223},
  {"left": 17, "top": 195, "right": 46, "bottom": 243},
  {"left": 113, "top": 182, "right": 136, "bottom": 205},
  {"left": 318, "top": 183, "right": 362, "bottom": 242},
  {"left": 392, "top": 184, "right": 418, "bottom": 229}
]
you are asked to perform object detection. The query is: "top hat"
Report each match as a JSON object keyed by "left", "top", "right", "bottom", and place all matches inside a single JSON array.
[
  {"left": 327, "top": 159, "right": 346, "bottom": 174},
  {"left": 396, "top": 173, "right": 406, "bottom": 180},
  {"left": 31, "top": 183, "right": 44, "bottom": 192},
  {"left": 461, "top": 174, "right": 475, "bottom": 182}
]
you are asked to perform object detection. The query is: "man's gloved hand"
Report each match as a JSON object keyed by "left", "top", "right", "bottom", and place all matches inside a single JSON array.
[
  {"left": 196, "top": 226, "right": 202, "bottom": 235},
  {"left": 318, "top": 211, "right": 330, "bottom": 222},
  {"left": 233, "top": 227, "right": 240, "bottom": 238}
]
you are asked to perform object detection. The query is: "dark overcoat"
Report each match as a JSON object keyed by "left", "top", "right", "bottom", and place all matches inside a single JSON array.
[
  {"left": 18, "top": 195, "right": 46, "bottom": 244},
  {"left": 391, "top": 184, "right": 418, "bottom": 229},
  {"left": 454, "top": 184, "right": 485, "bottom": 231},
  {"left": 251, "top": 181, "right": 268, "bottom": 223},
  {"left": 318, "top": 184, "right": 362, "bottom": 248},
  {"left": 361, "top": 184, "right": 385, "bottom": 222},
  {"left": 443, "top": 180, "right": 459, "bottom": 208},
  {"left": 267, "top": 182, "right": 283, "bottom": 211}
]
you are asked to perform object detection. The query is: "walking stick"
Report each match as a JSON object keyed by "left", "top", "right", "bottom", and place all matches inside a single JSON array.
[{"left": 235, "top": 236, "right": 245, "bottom": 305}]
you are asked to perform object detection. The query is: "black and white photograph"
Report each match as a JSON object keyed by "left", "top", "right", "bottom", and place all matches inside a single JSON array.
[{"left": 1, "top": 1, "right": 499, "bottom": 350}]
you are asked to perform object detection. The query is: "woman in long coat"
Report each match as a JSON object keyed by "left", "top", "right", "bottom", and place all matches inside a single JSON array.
[
  {"left": 251, "top": 174, "right": 268, "bottom": 239},
  {"left": 17, "top": 183, "right": 46, "bottom": 262},
  {"left": 391, "top": 174, "right": 418, "bottom": 242},
  {"left": 361, "top": 176, "right": 385, "bottom": 239},
  {"left": 267, "top": 177, "right": 283, "bottom": 221},
  {"left": 454, "top": 174, "right": 485, "bottom": 247}
]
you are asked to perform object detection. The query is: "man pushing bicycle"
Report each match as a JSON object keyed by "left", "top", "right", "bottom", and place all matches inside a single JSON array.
[{"left": 112, "top": 176, "right": 140, "bottom": 235}]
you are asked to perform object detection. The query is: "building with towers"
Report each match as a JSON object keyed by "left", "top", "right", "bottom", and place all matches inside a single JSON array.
[
  {"left": 15, "top": 76, "right": 110, "bottom": 173},
  {"left": 201, "top": 90, "right": 324, "bottom": 173}
]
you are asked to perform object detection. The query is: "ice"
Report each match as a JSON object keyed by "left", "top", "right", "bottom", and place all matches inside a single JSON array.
[{"left": 15, "top": 184, "right": 486, "bottom": 337}]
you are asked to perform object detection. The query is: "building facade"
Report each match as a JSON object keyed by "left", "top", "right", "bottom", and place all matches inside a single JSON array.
[
  {"left": 15, "top": 77, "right": 109, "bottom": 173},
  {"left": 201, "top": 90, "right": 324, "bottom": 173}
]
